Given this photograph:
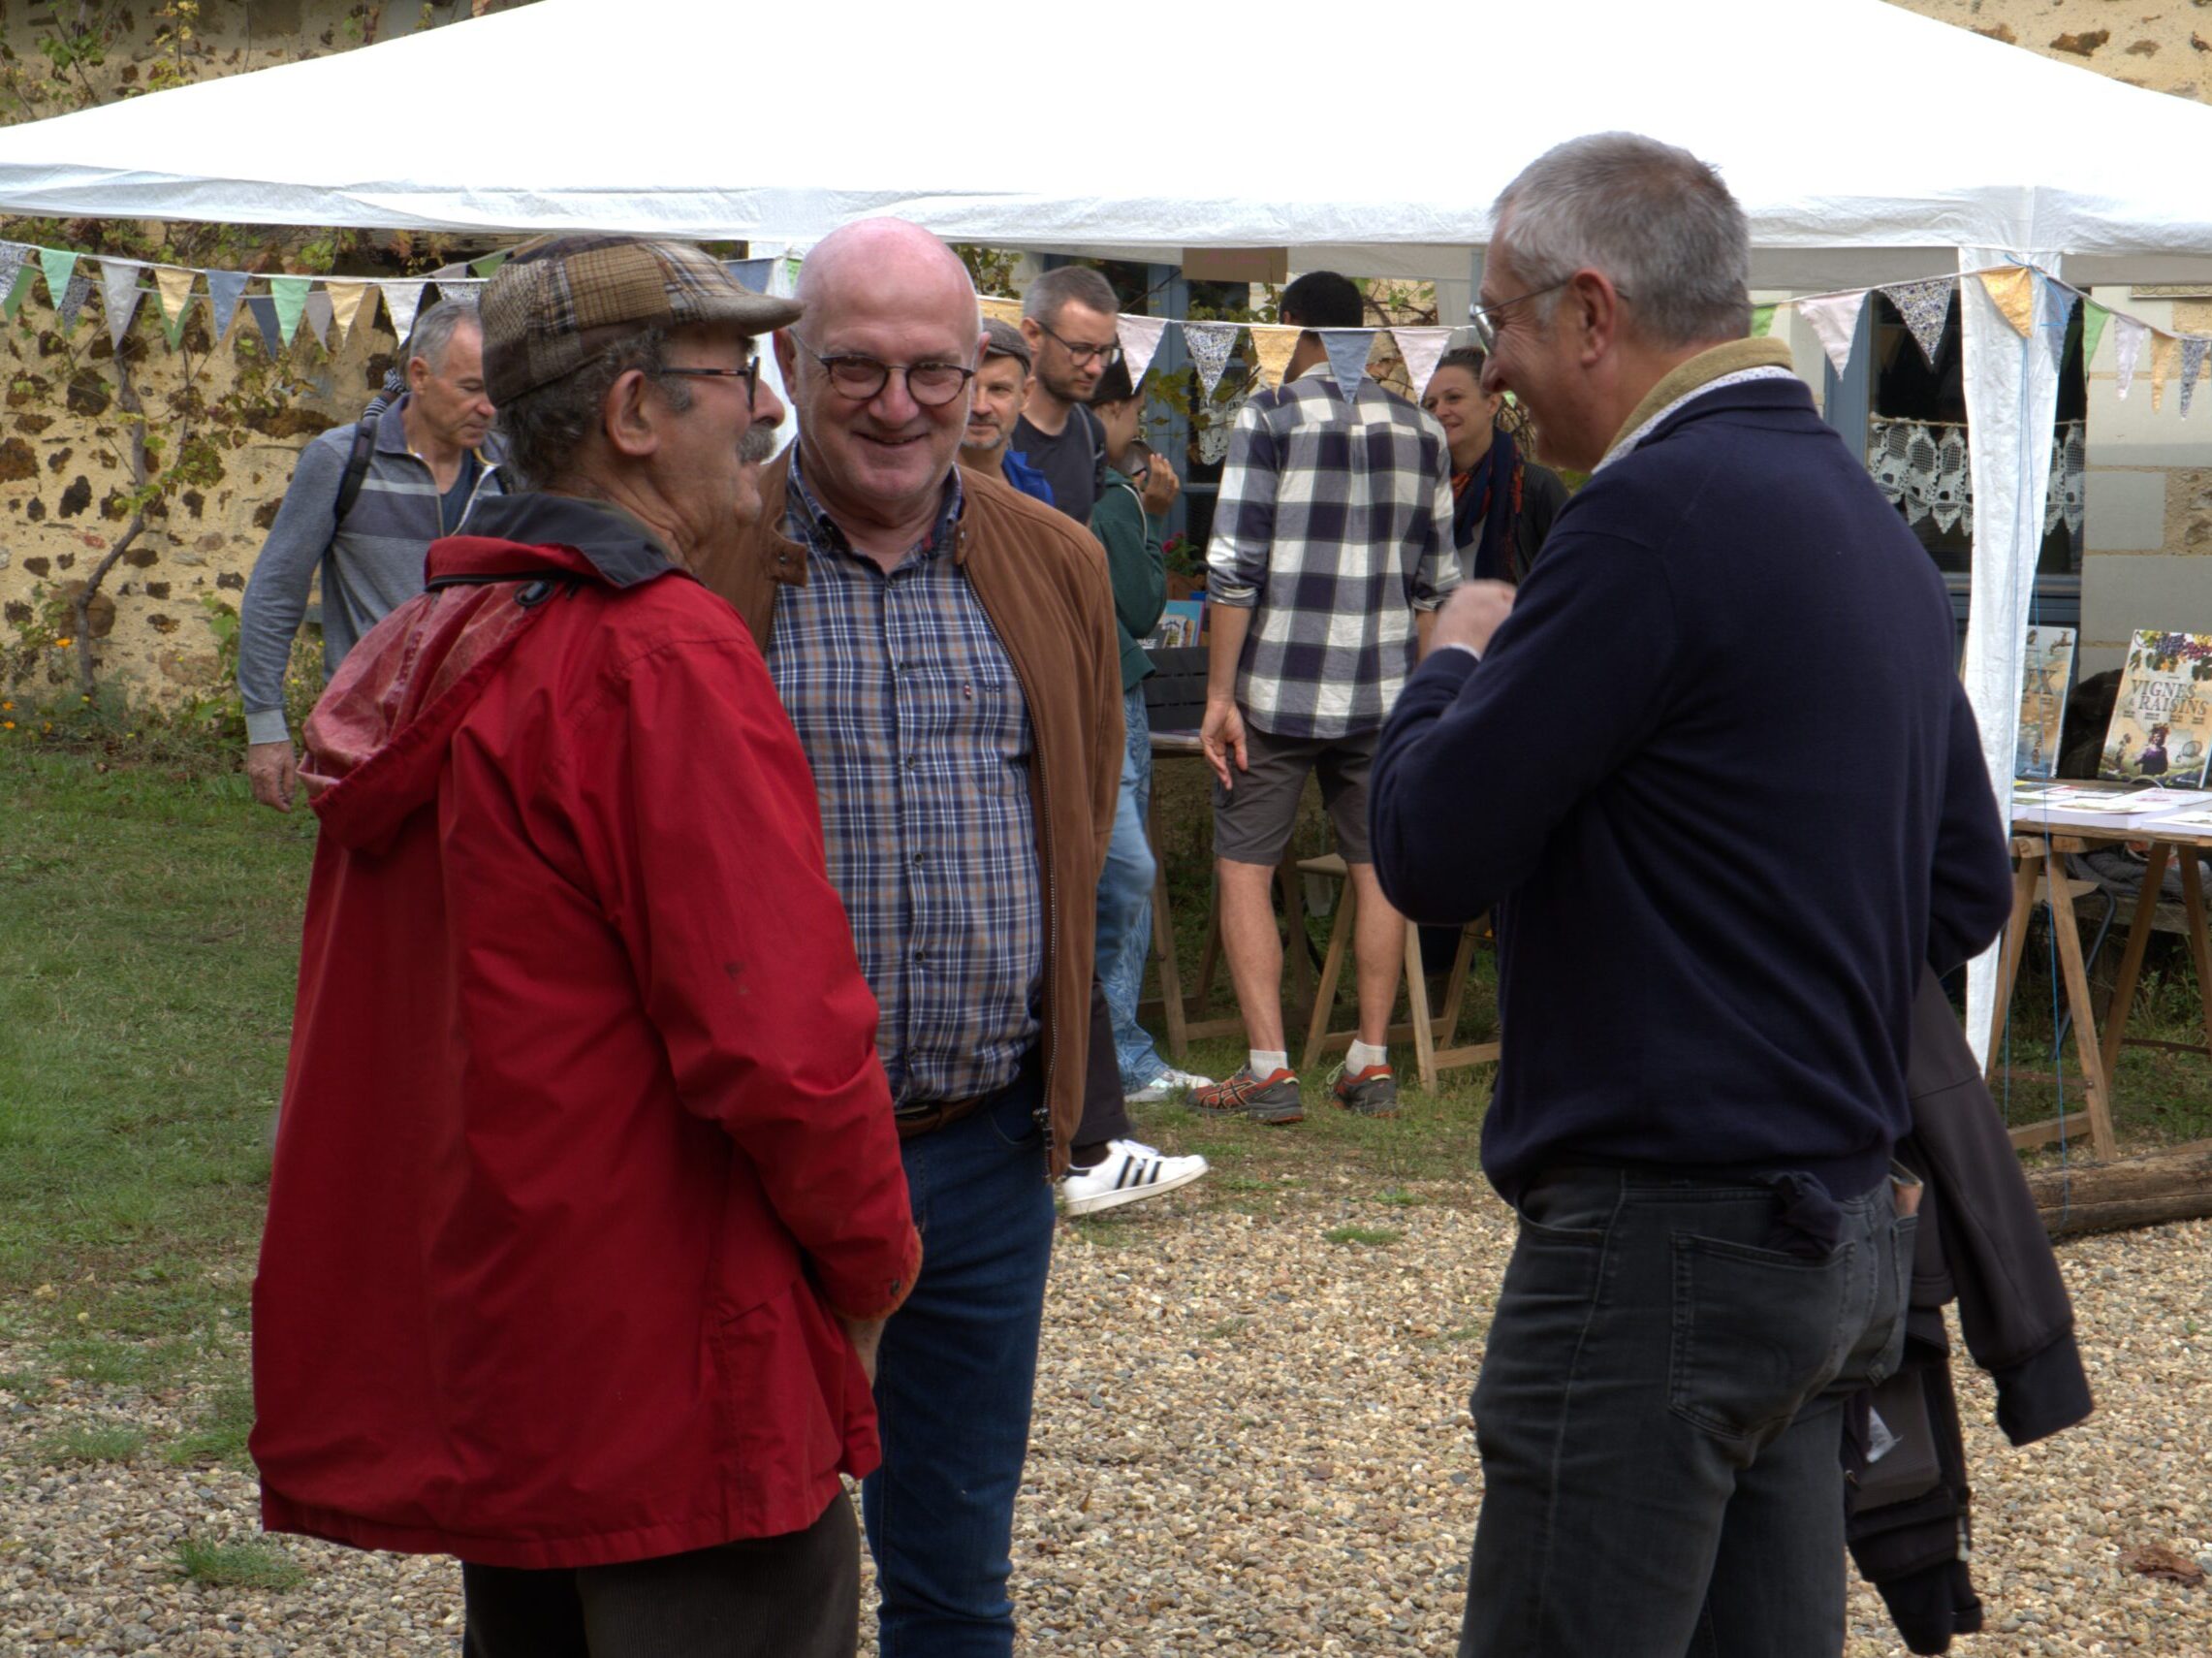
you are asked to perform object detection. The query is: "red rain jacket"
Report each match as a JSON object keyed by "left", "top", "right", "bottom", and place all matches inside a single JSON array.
[{"left": 251, "top": 494, "right": 919, "bottom": 1569}]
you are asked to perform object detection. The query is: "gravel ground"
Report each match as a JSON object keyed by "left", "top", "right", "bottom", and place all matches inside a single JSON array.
[{"left": 3, "top": 1186, "right": 2206, "bottom": 1655}]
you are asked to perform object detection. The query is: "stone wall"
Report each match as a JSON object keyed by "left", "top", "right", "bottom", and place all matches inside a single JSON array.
[{"left": 1890, "top": 0, "right": 2212, "bottom": 104}]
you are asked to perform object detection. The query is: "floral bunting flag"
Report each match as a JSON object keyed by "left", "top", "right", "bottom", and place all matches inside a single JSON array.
[
  {"left": 206, "top": 270, "right": 249, "bottom": 345},
  {"left": 2114, "top": 315, "right": 2148, "bottom": 399},
  {"left": 301, "top": 289, "right": 333, "bottom": 349},
  {"left": 1250, "top": 325, "right": 1299, "bottom": 391},
  {"left": 431, "top": 277, "right": 483, "bottom": 307},
  {"left": 1116, "top": 314, "right": 1167, "bottom": 388},
  {"left": 378, "top": 280, "right": 427, "bottom": 342},
  {"left": 1799, "top": 290, "right": 1868, "bottom": 376},
  {"left": 1977, "top": 267, "right": 2036, "bottom": 337},
  {"left": 1183, "top": 321, "right": 1237, "bottom": 399},
  {"left": 1319, "top": 329, "right": 1375, "bottom": 400},
  {"left": 2080, "top": 302, "right": 2112, "bottom": 374},
  {"left": 1390, "top": 327, "right": 1450, "bottom": 394},
  {"left": 269, "top": 275, "right": 311, "bottom": 346},
  {"left": 98, "top": 260, "right": 143, "bottom": 353},
  {"left": 1880, "top": 277, "right": 1953, "bottom": 368},
  {"left": 37, "top": 247, "right": 78, "bottom": 311},
  {"left": 977, "top": 295, "right": 1022, "bottom": 328},
  {"left": 2183, "top": 336, "right": 2210, "bottom": 420},
  {"left": 54, "top": 270, "right": 92, "bottom": 333},
  {"left": 2151, "top": 332, "right": 2178, "bottom": 412},
  {"left": 324, "top": 280, "right": 368, "bottom": 341}
]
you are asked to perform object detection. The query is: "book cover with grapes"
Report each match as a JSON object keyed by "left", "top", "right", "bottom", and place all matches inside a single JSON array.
[
  {"left": 2100, "top": 630, "right": 2212, "bottom": 785},
  {"left": 2014, "top": 625, "right": 2075, "bottom": 780}
]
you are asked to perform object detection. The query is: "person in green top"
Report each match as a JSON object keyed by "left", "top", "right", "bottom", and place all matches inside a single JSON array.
[{"left": 1085, "top": 357, "right": 1215, "bottom": 1111}]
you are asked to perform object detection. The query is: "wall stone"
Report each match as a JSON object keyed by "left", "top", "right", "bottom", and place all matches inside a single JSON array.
[{"left": 1890, "top": 0, "right": 2211, "bottom": 103}]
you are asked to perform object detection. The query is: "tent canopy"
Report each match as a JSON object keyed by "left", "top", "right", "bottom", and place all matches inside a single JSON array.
[{"left": 1, "top": 0, "right": 2210, "bottom": 288}]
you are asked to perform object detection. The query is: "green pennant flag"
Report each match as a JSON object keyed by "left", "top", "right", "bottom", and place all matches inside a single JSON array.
[
  {"left": 2080, "top": 301, "right": 2112, "bottom": 373},
  {"left": 161, "top": 295, "right": 194, "bottom": 348},
  {"left": 470, "top": 250, "right": 509, "bottom": 278},
  {"left": 1750, "top": 303, "right": 1778, "bottom": 338},
  {"left": 37, "top": 246, "right": 78, "bottom": 308},
  {"left": 269, "top": 275, "right": 311, "bottom": 345},
  {"left": 3, "top": 261, "right": 38, "bottom": 321}
]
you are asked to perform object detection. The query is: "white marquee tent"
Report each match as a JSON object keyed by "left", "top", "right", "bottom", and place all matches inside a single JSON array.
[{"left": 4, "top": 0, "right": 2209, "bottom": 1051}]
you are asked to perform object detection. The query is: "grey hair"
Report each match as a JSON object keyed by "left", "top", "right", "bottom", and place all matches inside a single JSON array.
[
  {"left": 495, "top": 326, "right": 694, "bottom": 492},
  {"left": 1022, "top": 265, "right": 1117, "bottom": 327},
  {"left": 1490, "top": 133, "right": 1751, "bottom": 348},
  {"left": 402, "top": 298, "right": 482, "bottom": 375}
]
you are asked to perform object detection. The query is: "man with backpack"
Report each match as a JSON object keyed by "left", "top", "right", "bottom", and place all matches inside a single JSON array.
[{"left": 237, "top": 298, "right": 504, "bottom": 811}]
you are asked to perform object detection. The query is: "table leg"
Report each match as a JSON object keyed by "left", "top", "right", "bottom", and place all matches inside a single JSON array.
[
  {"left": 1985, "top": 844, "right": 2043, "bottom": 1081},
  {"left": 2045, "top": 863, "right": 2118, "bottom": 1160},
  {"left": 2177, "top": 846, "right": 2212, "bottom": 1068},
  {"left": 2099, "top": 841, "right": 2172, "bottom": 1091}
]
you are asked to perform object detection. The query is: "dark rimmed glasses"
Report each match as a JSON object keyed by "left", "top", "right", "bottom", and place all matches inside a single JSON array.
[
  {"left": 787, "top": 331, "right": 976, "bottom": 406},
  {"left": 1035, "top": 318, "right": 1122, "bottom": 367},
  {"left": 656, "top": 357, "right": 762, "bottom": 413}
]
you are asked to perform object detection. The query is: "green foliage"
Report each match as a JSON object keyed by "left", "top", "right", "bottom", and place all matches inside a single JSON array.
[
  {"left": 1324, "top": 1226, "right": 1404, "bottom": 1247},
  {"left": 32, "top": 1423, "right": 146, "bottom": 1463},
  {"left": 168, "top": 1377, "right": 256, "bottom": 1469},
  {"left": 176, "top": 1538, "right": 305, "bottom": 1592}
]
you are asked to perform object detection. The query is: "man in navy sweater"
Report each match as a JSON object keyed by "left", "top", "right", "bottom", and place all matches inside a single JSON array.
[{"left": 1369, "top": 134, "right": 2014, "bottom": 1658}]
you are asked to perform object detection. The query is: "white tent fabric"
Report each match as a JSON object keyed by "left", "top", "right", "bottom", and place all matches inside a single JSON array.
[{"left": 4, "top": 0, "right": 2203, "bottom": 1061}]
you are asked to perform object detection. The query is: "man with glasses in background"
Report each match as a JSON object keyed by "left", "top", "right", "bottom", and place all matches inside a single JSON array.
[{"left": 699, "top": 217, "right": 1121, "bottom": 1657}]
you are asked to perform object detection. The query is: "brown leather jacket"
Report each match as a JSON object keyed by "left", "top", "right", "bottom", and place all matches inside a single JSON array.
[{"left": 697, "top": 455, "right": 1122, "bottom": 1176}]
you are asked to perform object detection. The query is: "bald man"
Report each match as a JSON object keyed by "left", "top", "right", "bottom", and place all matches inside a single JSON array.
[{"left": 698, "top": 219, "right": 1121, "bottom": 1657}]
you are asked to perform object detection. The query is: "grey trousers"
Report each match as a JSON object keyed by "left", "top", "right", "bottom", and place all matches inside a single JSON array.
[{"left": 461, "top": 1490, "right": 860, "bottom": 1658}]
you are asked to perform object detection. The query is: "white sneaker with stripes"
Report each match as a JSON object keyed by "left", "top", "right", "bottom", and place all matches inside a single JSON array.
[{"left": 1059, "top": 1138, "right": 1209, "bottom": 1218}]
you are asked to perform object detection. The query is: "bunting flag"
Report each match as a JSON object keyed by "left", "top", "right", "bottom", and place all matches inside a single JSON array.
[
  {"left": 1184, "top": 321, "right": 1237, "bottom": 399},
  {"left": 2039, "top": 276, "right": 2077, "bottom": 374},
  {"left": 206, "top": 269, "right": 249, "bottom": 345},
  {"left": 470, "top": 250, "right": 508, "bottom": 279},
  {"left": 243, "top": 295, "right": 286, "bottom": 356},
  {"left": 2151, "top": 331, "right": 2178, "bottom": 412},
  {"left": 379, "top": 280, "right": 427, "bottom": 342},
  {"left": 2, "top": 261, "right": 34, "bottom": 322},
  {"left": 1977, "top": 267, "right": 2035, "bottom": 337},
  {"left": 269, "top": 275, "right": 311, "bottom": 346},
  {"left": 37, "top": 246, "right": 78, "bottom": 310},
  {"left": 431, "top": 276, "right": 484, "bottom": 307},
  {"left": 0, "top": 244, "right": 28, "bottom": 312},
  {"left": 325, "top": 279, "right": 368, "bottom": 341},
  {"left": 1319, "top": 328, "right": 1375, "bottom": 399},
  {"left": 1880, "top": 277, "right": 1953, "bottom": 367},
  {"left": 54, "top": 271, "right": 92, "bottom": 333},
  {"left": 1799, "top": 290, "right": 1869, "bottom": 376},
  {"left": 1250, "top": 325, "right": 1299, "bottom": 391},
  {"left": 2184, "top": 336, "right": 2210, "bottom": 420},
  {"left": 977, "top": 295, "right": 1022, "bottom": 328},
  {"left": 1391, "top": 326, "right": 1450, "bottom": 394},
  {"left": 2114, "top": 314, "right": 2148, "bottom": 399},
  {"left": 724, "top": 257, "right": 775, "bottom": 293},
  {"left": 1749, "top": 303, "right": 1777, "bottom": 339},
  {"left": 2081, "top": 302, "right": 2112, "bottom": 374},
  {"left": 1117, "top": 314, "right": 1167, "bottom": 388},
  {"left": 301, "top": 288, "right": 333, "bottom": 349},
  {"left": 152, "top": 266, "right": 196, "bottom": 334},
  {"left": 98, "top": 260, "right": 143, "bottom": 352}
]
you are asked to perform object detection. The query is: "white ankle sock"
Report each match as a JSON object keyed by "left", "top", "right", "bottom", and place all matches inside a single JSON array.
[
  {"left": 1249, "top": 1049, "right": 1289, "bottom": 1078},
  {"left": 1346, "top": 1039, "right": 1389, "bottom": 1072}
]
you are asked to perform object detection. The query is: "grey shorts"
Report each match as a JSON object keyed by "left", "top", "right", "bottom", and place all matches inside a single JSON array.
[{"left": 1212, "top": 722, "right": 1375, "bottom": 866}]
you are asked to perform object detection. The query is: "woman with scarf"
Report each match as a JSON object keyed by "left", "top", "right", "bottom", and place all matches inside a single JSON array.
[{"left": 1422, "top": 346, "right": 1568, "bottom": 585}]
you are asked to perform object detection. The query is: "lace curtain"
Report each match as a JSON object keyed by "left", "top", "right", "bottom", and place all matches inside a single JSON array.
[{"left": 1865, "top": 418, "right": 2086, "bottom": 541}]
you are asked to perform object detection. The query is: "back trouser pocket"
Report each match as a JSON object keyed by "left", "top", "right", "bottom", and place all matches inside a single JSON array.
[{"left": 1669, "top": 1233, "right": 1854, "bottom": 1450}]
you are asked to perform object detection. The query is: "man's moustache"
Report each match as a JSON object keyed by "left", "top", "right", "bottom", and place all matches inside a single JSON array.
[{"left": 738, "top": 424, "right": 780, "bottom": 463}]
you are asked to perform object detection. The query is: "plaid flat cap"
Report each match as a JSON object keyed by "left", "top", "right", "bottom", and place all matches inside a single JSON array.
[{"left": 482, "top": 234, "right": 804, "bottom": 405}]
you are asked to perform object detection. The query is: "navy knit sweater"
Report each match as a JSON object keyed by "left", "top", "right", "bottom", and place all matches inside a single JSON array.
[{"left": 1371, "top": 375, "right": 2014, "bottom": 1201}]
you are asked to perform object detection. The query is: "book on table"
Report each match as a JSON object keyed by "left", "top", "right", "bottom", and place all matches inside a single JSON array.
[
  {"left": 2014, "top": 625, "right": 2075, "bottom": 781},
  {"left": 2100, "top": 630, "right": 2212, "bottom": 786}
]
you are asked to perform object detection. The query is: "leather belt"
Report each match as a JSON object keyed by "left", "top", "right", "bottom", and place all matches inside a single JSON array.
[{"left": 894, "top": 1093, "right": 990, "bottom": 1141}]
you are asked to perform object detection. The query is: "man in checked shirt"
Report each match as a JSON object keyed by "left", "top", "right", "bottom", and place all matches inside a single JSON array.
[
  {"left": 699, "top": 217, "right": 1120, "bottom": 1658},
  {"left": 1192, "top": 271, "right": 1459, "bottom": 1126}
]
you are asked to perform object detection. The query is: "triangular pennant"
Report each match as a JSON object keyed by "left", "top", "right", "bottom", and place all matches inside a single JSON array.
[
  {"left": 378, "top": 280, "right": 426, "bottom": 341},
  {"left": 1319, "top": 328, "right": 1375, "bottom": 399},
  {"left": 1799, "top": 290, "right": 1869, "bottom": 376},
  {"left": 2115, "top": 316, "right": 2149, "bottom": 399},
  {"left": 99, "top": 260, "right": 144, "bottom": 352},
  {"left": 206, "top": 269, "right": 249, "bottom": 345},
  {"left": 2152, "top": 332, "right": 2179, "bottom": 412},
  {"left": 2039, "top": 277, "right": 2077, "bottom": 375},
  {"left": 2183, "top": 337, "right": 2210, "bottom": 420},
  {"left": 1183, "top": 321, "right": 1237, "bottom": 399},
  {"left": 431, "top": 276, "right": 483, "bottom": 307},
  {"left": 1390, "top": 326, "right": 1451, "bottom": 394},
  {"left": 2081, "top": 302, "right": 2112, "bottom": 375},
  {"left": 1250, "top": 326, "right": 1298, "bottom": 391},
  {"left": 1117, "top": 315, "right": 1167, "bottom": 388},
  {"left": 0, "top": 244, "right": 27, "bottom": 310},
  {"left": 152, "top": 266, "right": 196, "bottom": 330},
  {"left": 2, "top": 261, "right": 36, "bottom": 323},
  {"left": 1749, "top": 303, "right": 1777, "bottom": 339},
  {"left": 470, "top": 250, "right": 509, "bottom": 279},
  {"left": 54, "top": 271, "right": 92, "bottom": 333},
  {"left": 724, "top": 258, "right": 774, "bottom": 293},
  {"left": 977, "top": 295, "right": 1022, "bottom": 328},
  {"left": 301, "top": 288, "right": 333, "bottom": 349},
  {"left": 1976, "top": 267, "right": 2035, "bottom": 337},
  {"left": 243, "top": 294, "right": 285, "bottom": 355},
  {"left": 1880, "top": 277, "right": 1953, "bottom": 368},
  {"left": 37, "top": 247, "right": 78, "bottom": 309},
  {"left": 324, "top": 279, "right": 368, "bottom": 341},
  {"left": 269, "top": 275, "right": 310, "bottom": 345}
]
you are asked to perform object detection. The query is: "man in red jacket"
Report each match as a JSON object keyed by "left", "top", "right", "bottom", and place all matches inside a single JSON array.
[{"left": 250, "top": 236, "right": 921, "bottom": 1658}]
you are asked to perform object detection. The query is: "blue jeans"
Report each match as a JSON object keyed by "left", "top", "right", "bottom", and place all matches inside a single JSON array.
[
  {"left": 862, "top": 1068, "right": 1055, "bottom": 1658},
  {"left": 1459, "top": 1165, "right": 1913, "bottom": 1658},
  {"left": 1097, "top": 686, "right": 1167, "bottom": 1090}
]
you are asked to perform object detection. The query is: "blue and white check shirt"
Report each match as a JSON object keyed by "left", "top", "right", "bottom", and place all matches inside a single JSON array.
[
  {"left": 767, "top": 455, "right": 1043, "bottom": 1109},
  {"left": 1207, "top": 365, "right": 1458, "bottom": 739}
]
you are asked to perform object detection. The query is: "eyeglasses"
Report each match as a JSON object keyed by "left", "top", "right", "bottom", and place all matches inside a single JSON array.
[
  {"left": 787, "top": 332, "right": 976, "bottom": 406},
  {"left": 655, "top": 357, "right": 762, "bottom": 413},
  {"left": 1469, "top": 277, "right": 1630, "bottom": 352},
  {"left": 1036, "top": 318, "right": 1122, "bottom": 367}
]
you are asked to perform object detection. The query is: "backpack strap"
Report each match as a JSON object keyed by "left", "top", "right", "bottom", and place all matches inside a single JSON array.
[
  {"left": 1077, "top": 401, "right": 1107, "bottom": 503},
  {"left": 328, "top": 408, "right": 382, "bottom": 544}
]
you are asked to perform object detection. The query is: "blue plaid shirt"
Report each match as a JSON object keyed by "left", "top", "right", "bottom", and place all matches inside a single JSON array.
[{"left": 767, "top": 455, "right": 1043, "bottom": 1109}]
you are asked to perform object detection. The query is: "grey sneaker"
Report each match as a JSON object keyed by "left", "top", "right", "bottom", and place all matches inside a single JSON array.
[
  {"left": 1329, "top": 1062, "right": 1399, "bottom": 1119},
  {"left": 1192, "top": 1066, "right": 1303, "bottom": 1126}
]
